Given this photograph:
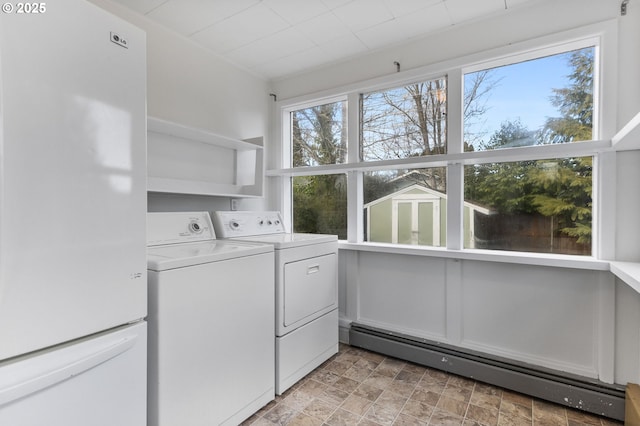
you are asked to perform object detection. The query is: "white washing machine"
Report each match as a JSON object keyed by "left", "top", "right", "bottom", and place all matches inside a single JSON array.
[
  {"left": 146, "top": 212, "right": 275, "bottom": 426},
  {"left": 211, "top": 211, "right": 338, "bottom": 395}
]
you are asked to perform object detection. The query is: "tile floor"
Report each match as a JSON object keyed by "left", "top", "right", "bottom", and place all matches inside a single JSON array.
[{"left": 243, "top": 344, "right": 623, "bottom": 426}]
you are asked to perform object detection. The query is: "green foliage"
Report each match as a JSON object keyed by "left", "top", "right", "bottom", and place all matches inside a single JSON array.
[
  {"left": 292, "top": 101, "right": 348, "bottom": 238},
  {"left": 292, "top": 48, "right": 595, "bottom": 248},
  {"left": 465, "top": 47, "right": 594, "bottom": 249},
  {"left": 538, "top": 49, "right": 594, "bottom": 144},
  {"left": 293, "top": 175, "right": 347, "bottom": 239},
  {"left": 484, "top": 119, "right": 535, "bottom": 150}
]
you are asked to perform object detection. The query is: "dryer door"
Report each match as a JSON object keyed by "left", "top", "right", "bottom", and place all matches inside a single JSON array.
[{"left": 283, "top": 253, "right": 337, "bottom": 329}]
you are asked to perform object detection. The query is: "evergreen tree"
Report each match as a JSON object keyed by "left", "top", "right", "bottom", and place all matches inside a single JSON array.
[
  {"left": 538, "top": 48, "right": 594, "bottom": 144},
  {"left": 465, "top": 47, "right": 594, "bottom": 250}
]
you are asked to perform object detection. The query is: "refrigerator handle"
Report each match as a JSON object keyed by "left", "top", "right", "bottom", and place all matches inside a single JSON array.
[{"left": 0, "top": 335, "right": 137, "bottom": 406}]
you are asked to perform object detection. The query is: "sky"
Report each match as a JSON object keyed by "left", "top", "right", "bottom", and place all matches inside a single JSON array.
[{"left": 465, "top": 50, "right": 579, "bottom": 148}]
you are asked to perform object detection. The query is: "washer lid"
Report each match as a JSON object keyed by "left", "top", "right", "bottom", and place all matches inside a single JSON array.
[
  {"left": 147, "top": 240, "right": 273, "bottom": 271},
  {"left": 231, "top": 233, "right": 337, "bottom": 249}
]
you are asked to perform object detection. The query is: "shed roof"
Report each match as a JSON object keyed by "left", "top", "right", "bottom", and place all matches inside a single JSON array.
[{"left": 364, "top": 184, "right": 492, "bottom": 215}]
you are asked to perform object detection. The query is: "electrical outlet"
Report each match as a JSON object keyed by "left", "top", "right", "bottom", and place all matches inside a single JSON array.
[{"left": 230, "top": 199, "right": 238, "bottom": 211}]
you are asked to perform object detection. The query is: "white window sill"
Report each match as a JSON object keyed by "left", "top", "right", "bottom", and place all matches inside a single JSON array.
[
  {"left": 338, "top": 241, "right": 610, "bottom": 271},
  {"left": 339, "top": 242, "right": 640, "bottom": 292},
  {"left": 610, "top": 262, "right": 640, "bottom": 293}
]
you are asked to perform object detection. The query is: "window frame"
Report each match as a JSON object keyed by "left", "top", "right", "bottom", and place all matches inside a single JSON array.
[{"left": 269, "top": 20, "right": 618, "bottom": 263}]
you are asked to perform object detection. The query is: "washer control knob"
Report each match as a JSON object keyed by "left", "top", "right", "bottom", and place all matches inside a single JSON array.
[
  {"left": 230, "top": 220, "right": 240, "bottom": 229},
  {"left": 189, "top": 221, "right": 203, "bottom": 234},
  {"left": 258, "top": 220, "right": 264, "bottom": 226}
]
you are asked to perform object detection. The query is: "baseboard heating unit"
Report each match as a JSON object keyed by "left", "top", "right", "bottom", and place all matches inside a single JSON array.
[{"left": 349, "top": 323, "right": 625, "bottom": 421}]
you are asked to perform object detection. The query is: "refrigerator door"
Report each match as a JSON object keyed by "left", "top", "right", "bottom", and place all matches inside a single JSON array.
[
  {"left": 0, "top": 0, "right": 147, "bottom": 360},
  {"left": 0, "top": 322, "right": 147, "bottom": 426}
]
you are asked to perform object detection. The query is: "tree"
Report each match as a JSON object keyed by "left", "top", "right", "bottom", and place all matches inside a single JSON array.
[
  {"left": 292, "top": 102, "right": 347, "bottom": 238},
  {"left": 529, "top": 157, "right": 592, "bottom": 244},
  {"left": 538, "top": 48, "right": 594, "bottom": 144},
  {"left": 534, "top": 48, "right": 594, "bottom": 243},
  {"left": 293, "top": 102, "right": 346, "bottom": 167},
  {"left": 361, "top": 80, "right": 448, "bottom": 161},
  {"left": 463, "top": 70, "right": 502, "bottom": 150},
  {"left": 293, "top": 174, "right": 347, "bottom": 239},
  {"left": 465, "top": 48, "right": 595, "bottom": 250},
  {"left": 465, "top": 122, "right": 538, "bottom": 216}
]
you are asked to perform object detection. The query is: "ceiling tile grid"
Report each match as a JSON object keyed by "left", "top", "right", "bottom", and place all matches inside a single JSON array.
[{"left": 110, "top": 0, "right": 539, "bottom": 80}]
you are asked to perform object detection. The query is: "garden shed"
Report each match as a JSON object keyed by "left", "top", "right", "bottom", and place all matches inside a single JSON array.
[{"left": 364, "top": 184, "right": 491, "bottom": 247}]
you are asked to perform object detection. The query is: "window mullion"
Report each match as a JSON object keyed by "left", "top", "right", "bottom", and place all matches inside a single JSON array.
[
  {"left": 447, "top": 69, "right": 463, "bottom": 155},
  {"left": 447, "top": 163, "right": 464, "bottom": 250},
  {"left": 347, "top": 92, "right": 362, "bottom": 243},
  {"left": 447, "top": 69, "right": 464, "bottom": 250}
]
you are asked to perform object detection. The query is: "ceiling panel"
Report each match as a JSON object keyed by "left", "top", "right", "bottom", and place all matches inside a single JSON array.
[
  {"left": 264, "top": 0, "right": 330, "bottom": 25},
  {"left": 145, "top": 0, "right": 260, "bottom": 36},
  {"left": 381, "top": 0, "right": 443, "bottom": 18},
  {"left": 356, "top": 2, "right": 451, "bottom": 50},
  {"left": 320, "top": 0, "right": 356, "bottom": 10},
  {"left": 191, "top": 2, "right": 290, "bottom": 53},
  {"left": 316, "top": 32, "right": 369, "bottom": 62},
  {"left": 258, "top": 45, "right": 338, "bottom": 78},
  {"left": 331, "top": 0, "right": 395, "bottom": 32},
  {"left": 111, "top": 0, "right": 541, "bottom": 80},
  {"left": 110, "top": 0, "right": 166, "bottom": 14},
  {"left": 296, "top": 11, "right": 353, "bottom": 45},
  {"left": 226, "top": 27, "right": 316, "bottom": 69},
  {"left": 444, "top": 0, "right": 506, "bottom": 23}
]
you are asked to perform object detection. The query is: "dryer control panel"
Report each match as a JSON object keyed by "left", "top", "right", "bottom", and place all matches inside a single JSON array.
[
  {"left": 147, "top": 212, "right": 216, "bottom": 246},
  {"left": 211, "top": 211, "right": 285, "bottom": 238}
]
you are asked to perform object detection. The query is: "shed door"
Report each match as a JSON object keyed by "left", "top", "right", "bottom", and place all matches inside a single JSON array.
[{"left": 392, "top": 200, "right": 440, "bottom": 246}]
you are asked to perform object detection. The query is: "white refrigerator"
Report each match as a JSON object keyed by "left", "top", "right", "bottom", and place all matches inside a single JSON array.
[{"left": 0, "top": 1, "right": 148, "bottom": 424}]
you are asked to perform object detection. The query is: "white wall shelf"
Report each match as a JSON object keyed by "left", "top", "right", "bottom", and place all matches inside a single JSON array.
[
  {"left": 612, "top": 111, "right": 640, "bottom": 151},
  {"left": 610, "top": 262, "right": 640, "bottom": 294},
  {"left": 610, "top": 111, "right": 640, "bottom": 291},
  {"left": 147, "top": 117, "right": 263, "bottom": 197}
]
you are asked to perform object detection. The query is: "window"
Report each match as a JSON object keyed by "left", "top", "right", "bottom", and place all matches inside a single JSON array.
[
  {"left": 280, "top": 31, "right": 606, "bottom": 258},
  {"left": 292, "top": 174, "right": 347, "bottom": 239},
  {"left": 290, "top": 100, "right": 348, "bottom": 238},
  {"left": 464, "top": 157, "right": 592, "bottom": 255},
  {"left": 460, "top": 45, "right": 595, "bottom": 255},
  {"left": 364, "top": 168, "right": 447, "bottom": 247},
  {"left": 361, "top": 78, "right": 447, "bottom": 160},
  {"left": 292, "top": 100, "right": 347, "bottom": 167},
  {"left": 464, "top": 47, "right": 595, "bottom": 152}
]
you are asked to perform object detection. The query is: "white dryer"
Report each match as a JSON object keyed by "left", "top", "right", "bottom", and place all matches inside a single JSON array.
[
  {"left": 211, "top": 211, "right": 338, "bottom": 395},
  {"left": 147, "top": 212, "right": 275, "bottom": 426}
]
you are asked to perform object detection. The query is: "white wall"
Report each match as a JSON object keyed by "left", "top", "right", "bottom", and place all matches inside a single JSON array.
[
  {"left": 346, "top": 252, "right": 609, "bottom": 378},
  {"left": 276, "top": 0, "right": 640, "bottom": 385},
  {"left": 89, "top": 0, "right": 270, "bottom": 213}
]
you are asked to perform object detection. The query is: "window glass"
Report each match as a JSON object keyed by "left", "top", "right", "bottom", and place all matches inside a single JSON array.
[
  {"left": 463, "top": 157, "right": 592, "bottom": 255},
  {"left": 292, "top": 174, "right": 347, "bottom": 239},
  {"left": 364, "top": 168, "right": 446, "bottom": 247},
  {"left": 464, "top": 47, "right": 595, "bottom": 152},
  {"left": 361, "top": 78, "right": 447, "bottom": 161},
  {"left": 291, "top": 101, "right": 347, "bottom": 167},
  {"left": 284, "top": 38, "right": 600, "bottom": 254}
]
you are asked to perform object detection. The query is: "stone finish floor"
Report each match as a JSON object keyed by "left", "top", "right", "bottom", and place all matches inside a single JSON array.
[{"left": 243, "top": 344, "right": 623, "bottom": 426}]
